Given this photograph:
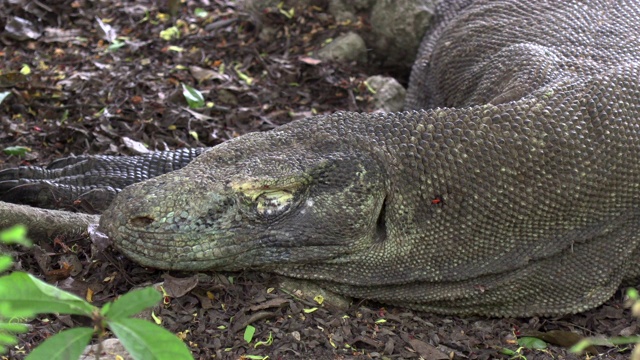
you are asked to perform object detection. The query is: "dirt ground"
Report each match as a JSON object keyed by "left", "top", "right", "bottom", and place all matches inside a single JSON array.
[{"left": 0, "top": 0, "right": 638, "bottom": 359}]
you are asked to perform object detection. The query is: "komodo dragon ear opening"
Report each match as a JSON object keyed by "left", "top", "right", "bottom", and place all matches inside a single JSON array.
[{"left": 375, "top": 196, "right": 387, "bottom": 242}]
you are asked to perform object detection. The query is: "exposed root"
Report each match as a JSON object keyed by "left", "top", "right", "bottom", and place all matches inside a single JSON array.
[{"left": 0, "top": 201, "right": 99, "bottom": 242}]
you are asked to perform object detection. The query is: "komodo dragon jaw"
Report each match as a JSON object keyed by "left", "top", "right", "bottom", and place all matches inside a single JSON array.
[{"left": 99, "top": 124, "right": 389, "bottom": 271}]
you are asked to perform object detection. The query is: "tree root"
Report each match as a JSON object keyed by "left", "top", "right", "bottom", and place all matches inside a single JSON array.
[{"left": 0, "top": 201, "right": 99, "bottom": 242}]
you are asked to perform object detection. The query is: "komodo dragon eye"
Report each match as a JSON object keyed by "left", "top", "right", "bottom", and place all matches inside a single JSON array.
[
  {"left": 232, "top": 179, "right": 307, "bottom": 219},
  {"left": 254, "top": 189, "right": 295, "bottom": 217}
]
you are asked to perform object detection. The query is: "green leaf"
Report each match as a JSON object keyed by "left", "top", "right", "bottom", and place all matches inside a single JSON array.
[
  {"left": 194, "top": 8, "right": 208, "bottom": 17},
  {"left": 188, "top": 130, "right": 199, "bottom": 141},
  {"left": 0, "top": 224, "right": 30, "bottom": 246},
  {"left": 181, "top": 83, "right": 204, "bottom": 108},
  {"left": 254, "top": 332, "right": 273, "bottom": 348},
  {"left": 570, "top": 335, "right": 640, "bottom": 352},
  {"left": 0, "top": 321, "right": 28, "bottom": 352},
  {"left": 0, "top": 256, "right": 13, "bottom": 273},
  {"left": 101, "top": 301, "right": 111, "bottom": 315},
  {"left": 151, "top": 310, "right": 162, "bottom": 325},
  {"left": 233, "top": 65, "right": 253, "bottom": 85},
  {"left": 570, "top": 339, "right": 592, "bottom": 353},
  {"left": 108, "top": 39, "right": 126, "bottom": 51},
  {"left": 499, "top": 348, "right": 517, "bottom": 355},
  {"left": 363, "top": 80, "right": 377, "bottom": 94},
  {"left": 0, "top": 322, "right": 29, "bottom": 334},
  {"left": 108, "top": 318, "right": 192, "bottom": 359},
  {"left": 2, "top": 146, "right": 31, "bottom": 157},
  {"left": 244, "top": 325, "right": 255, "bottom": 343},
  {"left": 103, "top": 287, "right": 161, "bottom": 320},
  {"left": 20, "top": 64, "right": 31, "bottom": 75},
  {"left": 93, "top": 107, "right": 106, "bottom": 117},
  {"left": 517, "top": 336, "right": 548, "bottom": 349},
  {"left": 0, "top": 92, "right": 10, "bottom": 104},
  {"left": 61, "top": 109, "right": 69, "bottom": 122},
  {"left": 25, "top": 327, "right": 94, "bottom": 360},
  {"left": 277, "top": 3, "right": 295, "bottom": 19},
  {"left": 0, "top": 272, "right": 95, "bottom": 318},
  {"left": 0, "top": 332, "right": 18, "bottom": 346},
  {"left": 160, "top": 26, "right": 180, "bottom": 41}
]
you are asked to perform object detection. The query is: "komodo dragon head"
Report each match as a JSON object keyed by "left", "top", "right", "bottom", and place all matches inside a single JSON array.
[{"left": 100, "top": 114, "right": 389, "bottom": 272}]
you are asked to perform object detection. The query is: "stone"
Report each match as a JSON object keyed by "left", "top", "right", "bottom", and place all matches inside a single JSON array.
[
  {"left": 369, "top": 0, "right": 434, "bottom": 67},
  {"left": 316, "top": 31, "right": 367, "bottom": 64},
  {"left": 365, "top": 75, "right": 406, "bottom": 112},
  {"left": 81, "top": 338, "right": 132, "bottom": 360}
]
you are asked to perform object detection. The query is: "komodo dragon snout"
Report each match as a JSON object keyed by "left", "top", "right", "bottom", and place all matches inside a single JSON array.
[{"left": 100, "top": 127, "right": 388, "bottom": 271}]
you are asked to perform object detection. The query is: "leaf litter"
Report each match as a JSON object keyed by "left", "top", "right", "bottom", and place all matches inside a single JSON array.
[{"left": 0, "top": 0, "right": 637, "bottom": 359}]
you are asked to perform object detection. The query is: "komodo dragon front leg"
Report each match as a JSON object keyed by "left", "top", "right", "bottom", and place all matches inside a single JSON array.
[{"left": 2, "top": 0, "right": 640, "bottom": 316}]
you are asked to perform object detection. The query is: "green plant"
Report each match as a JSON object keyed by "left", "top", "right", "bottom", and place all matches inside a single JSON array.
[
  {"left": 0, "top": 225, "right": 193, "bottom": 359},
  {"left": 570, "top": 288, "right": 640, "bottom": 359},
  {"left": 181, "top": 83, "right": 205, "bottom": 108}
]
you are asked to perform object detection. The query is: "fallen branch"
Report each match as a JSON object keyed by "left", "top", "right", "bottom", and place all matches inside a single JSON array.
[{"left": 0, "top": 201, "right": 99, "bottom": 242}]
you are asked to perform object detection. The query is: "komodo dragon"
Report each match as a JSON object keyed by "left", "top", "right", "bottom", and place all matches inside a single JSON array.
[{"left": 2, "top": 0, "right": 640, "bottom": 317}]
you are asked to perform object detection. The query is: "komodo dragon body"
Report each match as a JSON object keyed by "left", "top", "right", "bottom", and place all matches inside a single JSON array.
[{"left": 2, "top": 0, "right": 640, "bottom": 317}]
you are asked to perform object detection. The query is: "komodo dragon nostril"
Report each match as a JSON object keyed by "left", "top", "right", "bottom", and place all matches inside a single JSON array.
[{"left": 129, "top": 216, "right": 155, "bottom": 227}]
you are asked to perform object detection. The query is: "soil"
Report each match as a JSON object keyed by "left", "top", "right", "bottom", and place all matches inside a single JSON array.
[{"left": 0, "top": 0, "right": 637, "bottom": 359}]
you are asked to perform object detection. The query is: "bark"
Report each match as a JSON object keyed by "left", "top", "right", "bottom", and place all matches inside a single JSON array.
[{"left": 0, "top": 201, "right": 99, "bottom": 242}]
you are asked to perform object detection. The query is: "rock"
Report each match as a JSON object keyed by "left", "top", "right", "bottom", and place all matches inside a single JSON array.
[
  {"left": 328, "top": 0, "right": 357, "bottom": 22},
  {"left": 81, "top": 338, "right": 132, "bottom": 360},
  {"left": 278, "top": 277, "right": 352, "bottom": 310},
  {"left": 323, "top": 0, "right": 436, "bottom": 68},
  {"left": 365, "top": 75, "right": 406, "bottom": 112},
  {"left": 258, "top": 26, "right": 277, "bottom": 42},
  {"left": 241, "top": 0, "right": 318, "bottom": 26},
  {"left": 316, "top": 31, "right": 367, "bottom": 64},
  {"left": 240, "top": 0, "right": 435, "bottom": 70},
  {"left": 369, "top": 0, "right": 435, "bottom": 68},
  {"left": 329, "top": 0, "right": 376, "bottom": 19}
]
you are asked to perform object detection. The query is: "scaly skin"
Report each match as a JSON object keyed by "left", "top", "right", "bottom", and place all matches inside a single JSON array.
[
  {"left": 102, "top": 76, "right": 640, "bottom": 317},
  {"left": 4, "top": 0, "right": 640, "bottom": 316}
]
